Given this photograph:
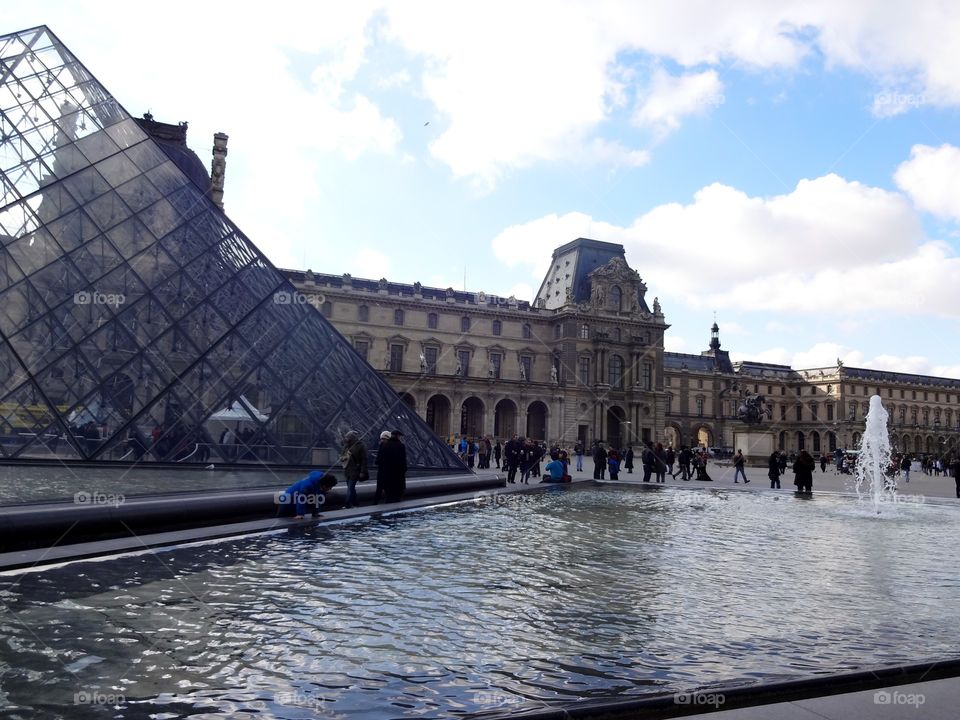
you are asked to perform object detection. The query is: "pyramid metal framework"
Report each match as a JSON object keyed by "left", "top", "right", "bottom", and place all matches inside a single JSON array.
[{"left": 0, "top": 26, "right": 467, "bottom": 470}]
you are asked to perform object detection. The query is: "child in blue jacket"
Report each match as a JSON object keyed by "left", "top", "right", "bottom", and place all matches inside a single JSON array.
[{"left": 281, "top": 471, "right": 337, "bottom": 519}]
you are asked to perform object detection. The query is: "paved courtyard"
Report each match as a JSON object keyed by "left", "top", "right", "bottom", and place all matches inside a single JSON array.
[{"left": 559, "top": 459, "right": 960, "bottom": 500}]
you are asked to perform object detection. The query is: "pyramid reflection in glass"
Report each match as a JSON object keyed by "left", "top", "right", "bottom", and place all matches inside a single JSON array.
[{"left": 0, "top": 26, "right": 466, "bottom": 470}]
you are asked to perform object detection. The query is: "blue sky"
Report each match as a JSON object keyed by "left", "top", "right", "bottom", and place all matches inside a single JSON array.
[{"left": 10, "top": 1, "right": 960, "bottom": 376}]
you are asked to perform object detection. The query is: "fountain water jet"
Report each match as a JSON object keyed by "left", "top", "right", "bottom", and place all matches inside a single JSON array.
[{"left": 854, "top": 395, "right": 896, "bottom": 513}]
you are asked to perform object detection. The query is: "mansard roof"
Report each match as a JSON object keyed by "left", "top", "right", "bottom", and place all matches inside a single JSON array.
[{"left": 534, "top": 238, "right": 651, "bottom": 312}]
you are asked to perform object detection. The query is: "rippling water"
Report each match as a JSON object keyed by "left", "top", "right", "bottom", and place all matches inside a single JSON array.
[{"left": 0, "top": 484, "right": 958, "bottom": 718}]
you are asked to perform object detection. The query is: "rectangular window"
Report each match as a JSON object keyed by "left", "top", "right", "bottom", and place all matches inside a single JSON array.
[
  {"left": 795, "top": 405, "right": 802, "bottom": 421},
  {"left": 667, "top": 395, "right": 673, "bottom": 414},
  {"left": 490, "top": 352, "right": 502, "bottom": 379},
  {"left": 767, "top": 385, "right": 772, "bottom": 394},
  {"left": 428, "top": 313, "right": 438, "bottom": 329},
  {"left": 900, "top": 389, "right": 905, "bottom": 398},
  {"left": 643, "top": 362, "right": 653, "bottom": 390},
  {"left": 457, "top": 349, "right": 470, "bottom": 377},
  {"left": 354, "top": 340, "right": 369, "bottom": 362},
  {"left": 696, "top": 398, "right": 704, "bottom": 417},
  {"left": 697, "top": 378, "right": 703, "bottom": 389},
  {"left": 811, "top": 404, "right": 818, "bottom": 421},
  {"left": 781, "top": 386, "right": 786, "bottom": 395},
  {"left": 827, "top": 404, "right": 834, "bottom": 421},
  {"left": 666, "top": 376, "right": 672, "bottom": 386},
  {"left": 425, "top": 346, "right": 438, "bottom": 375},
  {"left": 780, "top": 405, "right": 787, "bottom": 421},
  {"left": 579, "top": 357, "right": 590, "bottom": 386},
  {"left": 389, "top": 344, "right": 403, "bottom": 372}
]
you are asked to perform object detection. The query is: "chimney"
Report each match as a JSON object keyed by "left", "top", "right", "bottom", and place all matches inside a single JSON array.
[{"left": 210, "top": 132, "right": 229, "bottom": 209}]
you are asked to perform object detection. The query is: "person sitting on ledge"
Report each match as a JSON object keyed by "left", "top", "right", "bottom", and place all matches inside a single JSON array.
[
  {"left": 541, "top": 453, "right": 569, "bottom": 483},
  {"left": 281, "top": 470, "right": 338, "bottom": 519}
]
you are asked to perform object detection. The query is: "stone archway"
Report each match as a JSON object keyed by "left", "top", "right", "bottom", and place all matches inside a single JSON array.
[
  {"left": 460, "top": 396, "right": 485, "bottom": 438},
  {"left": 696, "top": 426, "right": 712, "bottom": 448},
  {"left": 526, "top": 400, "right": 548, "bottom": 441},
  {"left": 494, "top": 398, "right": 517, "bottom": 439},
  {"left": 796, "top": 431, "right": 805, "bottom": 451},
  {"left": 426, "top": 394, "right": 451, "bottom": 438},
  {"left": 398, "top": 392, "right": 416, "bottom": 412},
  {"left": 663, "top": 423, "right": 682, "bottom": 449},
  {"left": 606, "top": 405, "right": 627, "bottom": 449}
]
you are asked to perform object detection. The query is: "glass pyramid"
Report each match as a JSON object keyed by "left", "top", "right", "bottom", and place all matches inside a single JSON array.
[{"left": 0, "top": 26, "right": 467, "bottom": 471}]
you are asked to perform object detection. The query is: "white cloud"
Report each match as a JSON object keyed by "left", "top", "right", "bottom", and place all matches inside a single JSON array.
[
  {"left": 493, "top": 172, "right": 936, "bottom": 315},
  {"left": 894, "top": 144, "right": 960, "bottom": 222},
  {"left": 490, "top": 163, "right": 960, "bottom": 333},
  {"left": 633, "top": 69, "right": 725, "bottom": 139}
]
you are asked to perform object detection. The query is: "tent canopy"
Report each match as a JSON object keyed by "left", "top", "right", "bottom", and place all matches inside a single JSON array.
[{"left": 207, "top": 396, "right": 268, "bottom": 423}]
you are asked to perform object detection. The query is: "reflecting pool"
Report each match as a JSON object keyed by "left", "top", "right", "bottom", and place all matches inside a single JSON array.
[{"left": 1, "top": 484, "right": 958, "bottom": 718}]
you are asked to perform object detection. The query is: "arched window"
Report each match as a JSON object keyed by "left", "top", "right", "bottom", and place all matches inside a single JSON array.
[
  {"left": 320, "top": 301, "right": 332, "bottom": 318},
  {"left": 428, "top": 312, "right": 438, "bottom": 329},
  {"left": 358, "top": 305, "right": 369, "bottom": 322},
  {"left": 608, "top": 355, "right": 624, "bottom": 389},
  {"left": 613, "top": 327, "right": 621, "bottom": 342},
  {"left": 492, "top": 319, "right": 502, "bottom": 336},
  {"left": 394, "top": 308, "right": 404, "bottom": 326},
  {"left": 610, "top": 285, "right": 622, "bottom": 312},
  {"left": 522, "top": 323, "right": 531, "bottom": 339}
]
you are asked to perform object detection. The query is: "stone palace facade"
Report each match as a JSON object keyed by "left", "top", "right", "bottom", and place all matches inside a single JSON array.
[{"left": 285, "top": 238, "right": 960, "bottom": 457}]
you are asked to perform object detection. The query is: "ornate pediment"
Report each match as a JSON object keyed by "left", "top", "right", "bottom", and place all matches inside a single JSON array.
[{"left": 586, "top": 256, "right": 648, "bottom": 313}]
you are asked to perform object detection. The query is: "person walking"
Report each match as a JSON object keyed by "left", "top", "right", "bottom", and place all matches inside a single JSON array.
[
  {"left": 654, "top": 442, "right": 667, "bottom": 483},
  {"left": 574, "top": 440, "right": 584, "bottom": 472},
  {"left": 377, "top": 429, "right": 408, "bottom": 503},
  {"left": 665, "top": 446, "right": 676, "bottom": 477},
  {"left": 733, "top": 449, "right": 750, "bottom": 484},
  {"left": 819, "top": 454, "right": 828, "bottom": 473},
  {"left": 768, "top": 451, "right": 781, "bottom": 489},
  {"left": 675, "top": 445, "right": 692, "bottom": 481},
  {"left": 608, "top": 447, "right": 620, "bottom": 480},
  {"left": 340, "top": 430, "right": 369, "bottom": 508},
  {"left": 374, "top": 430, "right": 391, "bottom": 503},
  {"left": 520, "top": 438, "right": 537, "bottom": 484},
  {"left": 624, "top": 445, "right": 634, "bottom": 474},
  {"left": 951, "top": 456, "right": 960, "bottom": 498},
  {"left": 793, "top": 449, "right": 815, "bottom": 495},
  {"left": 593, "top": 441, "right": 607, "bottom": 479},
  {"left": 505, "top": 434, "right": 521, "bottom": 483},
  {"left": 493, "top": 440, "right": 502, "bottom": 469},
  {"left": 901, "top": 453, "right": 911, "bottom": 483},
  {"left": 641, "top": 443, "right": 655, "bottom": 483}
]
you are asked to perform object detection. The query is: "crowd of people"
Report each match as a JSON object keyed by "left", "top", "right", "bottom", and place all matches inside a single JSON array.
[{"left": 283, "top": 432, "right": 960, "bottom": 521}]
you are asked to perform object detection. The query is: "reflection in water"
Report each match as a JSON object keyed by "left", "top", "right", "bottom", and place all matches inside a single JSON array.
[{"left": 0, "top": 484, "right": 957, "bottom": 718}]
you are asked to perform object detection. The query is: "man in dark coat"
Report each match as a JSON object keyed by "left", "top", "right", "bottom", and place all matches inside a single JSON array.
[
  {"left": 592, "top": 441, "right": 606, "bottom": 479},
  {"left": 376, "top": 430, "right": 408, "bottom": 503},
  {"left": 768, "top": 451, "right": 781, "bottom": 489},
  {"left": 505, "top": 434, "right": 521, "bottom": 483},
  {"left": 793, "top": 449, "right": 815, "bottom": 495}
]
